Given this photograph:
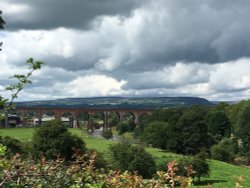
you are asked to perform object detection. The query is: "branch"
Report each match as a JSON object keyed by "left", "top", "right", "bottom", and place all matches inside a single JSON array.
[{"left": 4, "top": 58, "right": 43, "bottom": 111}]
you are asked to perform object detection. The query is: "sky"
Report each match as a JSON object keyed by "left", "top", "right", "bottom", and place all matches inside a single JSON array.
[{"left": 1, "top": 0, "right": 250, "bottom": 101}]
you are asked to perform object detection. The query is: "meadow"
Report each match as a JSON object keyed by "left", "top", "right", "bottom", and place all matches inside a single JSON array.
[{"left": 1, "top": 128, "right": 250, "bottom": 187}]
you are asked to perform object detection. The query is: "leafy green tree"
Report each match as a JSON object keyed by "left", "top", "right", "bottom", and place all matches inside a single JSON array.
[
  {"left": 116, "top": 120, "right": 136, "bottom": 135},
  {"left": 0, "top": 10, "right": 5, "bottom": 51},
  {"left": 0, "top": 11, "right": 43, "bottom": 127},
  {"left": 179, "top": 151, "right": 209, "bottom": 183},
  {"left": 107, "top": 139, "right": 156, "bottom": 178},
  {"left": 133, "top": 113, "right": 151, "bottom": 138},
  {"left": 0, "top": 12, "right": 5, "bottom": 119},
  {"left": 134, "top": 109, "right": 183, "bottom": 140},
  {"left": 211, "top": 138, "right": 238, "bottom": 162},
  {"left": 191, "top": 152, "right": 210, "bottom": 183},
  {"left": 206, "top": 111, "right": 231, "bottom": 141},
  {"left": 142, "top": 121, "right": 169, "bottom": 149},
  {"left": 32, "top": 120, "right": 86, "bottom": 160},
  {"left": 235, "top": 105, "right": 250, "bottom": 154},
  {"left": 227, "top": 100, "right": 250, "bottom": 133},
  {"left": 215, "top": 102, "right": 229, "bottom": 111},
  {"left": 175, "top": 106, "right": 209, "bottom": 155},
  {"left": 149, "top": 108, "right": 183, "bottom": 124},
  {"left": 1, "top": 58, "right": 43, "bottom": 127},
  {"left": 108, "top": 113, "right": 119, "bottom": 127}
]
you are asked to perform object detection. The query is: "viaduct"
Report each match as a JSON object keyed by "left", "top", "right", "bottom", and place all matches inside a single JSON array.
[{"left": 15, "top": 107, "right": 154, "bottom": 132}]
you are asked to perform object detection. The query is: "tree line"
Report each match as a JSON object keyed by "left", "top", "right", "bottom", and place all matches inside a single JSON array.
[{"left": 127, "top": 101, "right": 250, "bottom": 164}]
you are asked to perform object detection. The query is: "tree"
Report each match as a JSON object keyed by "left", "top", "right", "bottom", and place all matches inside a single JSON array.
[
  {"left": 191, "top": 152, "right": 210, "bottom": 183},
  {"left": 32, "top": 120, "right": 86, "bottom": 160},
  {"left": 0, "top": 11, "right": 5, "bottom": 117},
  {"left": 2, "top": 58, "right": 43, "bottom": 127},
  {"left": 235, "top": 105, "right": 250, "bottom": 154},
  {"left": 0, "top": 10, "right": 5, "bottom": 51},
  {"left": 116, "top": 120, "right": 136, "bottom": 135},
  {"left": 211, "top": 138, "right": 238, "bottom": 163},
  {"left": 179, "top": 151, "right": 209, "bottom": 183},
  {"left": 175, "top": 106, "right": 209, "bottom": 155},
  {"left": 206, "top": 110, "right": 231, "bottom": 141},
  {"left": 226, "top": 100, "right": 250, "bottom": 133},
  {"left": 0, "top": 12, "right": 43, "bottom": 127},
  {"left": 149, "top": 108, "right": 183, "bottom": 123},
  {"left": 142, "top": 121, "right": 169, "bottom": 149},
  {"left": 107, "top": 139, "right": 156, "bottom": 178}
]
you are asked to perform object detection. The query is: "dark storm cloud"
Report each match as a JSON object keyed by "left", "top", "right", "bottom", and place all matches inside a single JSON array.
[
  {"left": 4, "top": 0, "right": 250, "bottom": 68},
  {"left": 124, "top": 0, "right": 250, "bottom": 65},
  {"left": 3, "top": 0, "right": 142, "bottom": 30}
]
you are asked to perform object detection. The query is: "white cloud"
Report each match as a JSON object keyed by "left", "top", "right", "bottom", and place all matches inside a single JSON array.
[
  {"left": 57, "top": 75, "right": 126, "bottom": 97},
  {"left": 210, "top": 58, "right": 250, "bottom": 92}
]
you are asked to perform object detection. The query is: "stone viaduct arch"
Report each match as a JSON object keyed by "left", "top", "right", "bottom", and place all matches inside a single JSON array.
[{"left": 16, "top": 107, "right": 153, "bottom": 132}]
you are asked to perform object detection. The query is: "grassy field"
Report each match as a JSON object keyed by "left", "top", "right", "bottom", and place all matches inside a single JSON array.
[{"left": 1, "top": 128, "right": 250, "bottom": 187}]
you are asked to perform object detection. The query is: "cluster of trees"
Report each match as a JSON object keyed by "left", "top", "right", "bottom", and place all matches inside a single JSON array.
[
  {"left": 132, "top": 101, "right": 250, "bottom": 164},
  {"left": 0, "top": 119, "right": 212, "bottom": 183}
]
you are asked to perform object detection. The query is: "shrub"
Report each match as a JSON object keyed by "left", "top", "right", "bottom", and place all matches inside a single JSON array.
[
  {"left": 116, "top": 121, "right": 136, "bottom": 135},
  {"left": 179, "top": 151, "right": 209, "bottom": 183},
  {"left": 211, "top": 138, "right": 237, "bottom": 163},
  {"left": 32, "top": 120, "right": 86, "bottom": 160},
  {"left": 102, "top": 129, "right": 113, "bottom": 139},
  {"left": 86, "top": 149, "right": 108, "bottom": 169},
  {"left": 190, "top": 152, "right": 210, "bottom": 183},
  {"left": 107, "top": 139, "right": 156, "bottom": 178},
  {"left": 0, "top": 136, "right": 24, "bottom": 156},
  {"left": 0, "top": 146, "right": 196, "bottom": 188}
]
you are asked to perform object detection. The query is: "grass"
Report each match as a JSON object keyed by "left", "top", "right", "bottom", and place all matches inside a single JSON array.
[
  {"left": 1, "top": 128, "right": 250, "bottom": 187},
  {"left": 203, "top": 160, "right": 250, "bottom": 187},
  {"left": 0, "top": 128, "right": 35, "bottom": 141},
  {"left": 0, "top": 128, "right": 113, "bottom": 153}
]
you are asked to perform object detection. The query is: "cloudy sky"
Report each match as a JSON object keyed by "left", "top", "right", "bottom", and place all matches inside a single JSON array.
[{"left": 1, "top": 0, "right": 250, "bottom": 101}]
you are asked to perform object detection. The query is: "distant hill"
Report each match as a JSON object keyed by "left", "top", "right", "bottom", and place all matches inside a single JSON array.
[{"left": 15, "top": 97, "right": 213, "bottom": 109}]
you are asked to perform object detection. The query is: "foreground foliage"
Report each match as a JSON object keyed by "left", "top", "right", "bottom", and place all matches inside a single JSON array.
[{"left": 0, "top": 144, "right": 195, "bottom": 188}]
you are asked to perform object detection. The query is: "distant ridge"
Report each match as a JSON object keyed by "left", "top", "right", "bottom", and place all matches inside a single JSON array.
[{"left": 15, "top": 97, "right": 213, "bottom": 109}]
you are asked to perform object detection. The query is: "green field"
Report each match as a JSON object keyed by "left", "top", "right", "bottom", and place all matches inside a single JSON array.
[{"left": 1, "top": 128, "right": 250, "bottom": 187}]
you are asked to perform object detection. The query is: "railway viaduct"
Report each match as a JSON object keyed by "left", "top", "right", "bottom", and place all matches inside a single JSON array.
[{"left": 15, "top": 107, "right": 154, "bottom": 132}]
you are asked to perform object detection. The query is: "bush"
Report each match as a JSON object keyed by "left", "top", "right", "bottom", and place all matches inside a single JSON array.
[
  {"left": 32, "top": 120, "right": 86, "bottom": 160},
  {"left": 102, "top": 129, "right": 113, "bottom": 139},
  {"left": 86, "top": 149, "right": 108, "bottom": 169},
  {"left": 0, "top": 145, "right": 202, "bottom": 188},
  {"left": 0, "top": 136, "right": 24, "bottom": 156},
  {"left": 116, "top": 121, "right": 136, "bottom": 135},
  {"left": 179, "top": 151, "right": 209, "bottom": 183},
  {"left": 93, "top": 121, "right": 102, "bottom": 129},
  {"left": 107, "top": 139, "right": 156, "bottom": 178},
  {"left": 211, "top": 138, "right": 237, "bottom": 163},
  {"left": 191, "top": 152, "right": 210, "bottom": 183}
]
